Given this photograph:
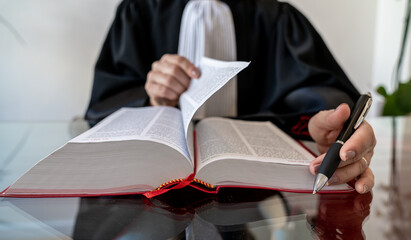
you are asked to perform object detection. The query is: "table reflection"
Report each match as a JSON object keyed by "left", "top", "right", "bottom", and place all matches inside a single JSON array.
[
  {"left": 307, "top": 193, "right": 372, "bottom": 240},
  {"left": 69, "top": 188, "right": 371, "bottom": 240}
]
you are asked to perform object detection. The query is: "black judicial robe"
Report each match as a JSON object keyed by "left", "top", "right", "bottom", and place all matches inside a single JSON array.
[{"left": 85, "top": 0, "right": 360, "bottom": 137}]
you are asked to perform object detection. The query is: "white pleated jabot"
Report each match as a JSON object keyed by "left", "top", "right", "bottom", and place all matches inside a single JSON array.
[{"left": 178, "top": 0, "right": 237, "bottom": 119}]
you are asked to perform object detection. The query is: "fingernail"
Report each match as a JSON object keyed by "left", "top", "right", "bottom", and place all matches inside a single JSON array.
[
  {"left": 363, "top": 185, "right": 369, "bottom": 194},
  {"left": 344, "top": 151, "right": 356, "bottom": 161},
  {"left": 326, "top": 176, "right": 339, "bottom": 185},
  {"left": 191, "top": 69, "right": 200, "bottom": 77}
]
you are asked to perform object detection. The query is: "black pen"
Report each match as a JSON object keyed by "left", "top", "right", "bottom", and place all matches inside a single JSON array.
[{"left": 312, "top": 92, "right": 373, "bottom": 194}]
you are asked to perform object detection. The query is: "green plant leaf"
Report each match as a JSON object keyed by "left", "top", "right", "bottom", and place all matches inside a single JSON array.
[
  {"left": 376, "top": 86, "right": 388, "bottom": 98},
  {"left": 377, "top": 79, "right": 411, "bottom": 116},
  {"left": 382, "top": 94, "right": 406, "bottom": 116},
  {"left": 395, "top": 80, "right": 411, "bottom": 113}
]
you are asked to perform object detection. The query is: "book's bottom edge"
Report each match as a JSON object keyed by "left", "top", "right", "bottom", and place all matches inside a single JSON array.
[
  {"left": 213, "top": 185, "right": 355, "bottom": 194},
  {"left": 0, "top": 184, "right": 354, "bottom": 198},
  {"left": 0, "top": 190, "right": 149, "bottom": 198}
]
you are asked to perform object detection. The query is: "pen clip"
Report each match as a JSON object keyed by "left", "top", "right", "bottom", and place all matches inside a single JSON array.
[{"left": 354, "top": 96, "right": 372, "bottom": 129}]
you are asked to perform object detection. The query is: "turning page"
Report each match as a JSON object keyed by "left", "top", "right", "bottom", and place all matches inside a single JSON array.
[{"left": 179, "top": 57, "right": 250, "bottom": 159}]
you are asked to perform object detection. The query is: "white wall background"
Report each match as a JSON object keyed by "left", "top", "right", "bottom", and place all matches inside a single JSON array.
[
  {"left": 0, "top": 0, "right": 121, "bottom": 121},
  {"left": 0, "top": 0, "right": 409, "bottom": 121},
  {"left": 288, "top": 0, "right": 411, "bottom": 116},
  {"left": 287, "top": 0, "right": 378, "bottom": 92}
]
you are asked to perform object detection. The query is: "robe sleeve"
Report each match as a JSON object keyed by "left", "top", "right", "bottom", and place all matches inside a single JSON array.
[
  {"left": 263, "top": 3, "right": 360, "bottom": 139},
  {"left": 85, "top": 0, "right": 154, "bottom": 126}
]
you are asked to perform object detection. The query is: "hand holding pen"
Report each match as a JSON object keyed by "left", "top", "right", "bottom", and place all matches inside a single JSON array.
[{"left": 308, "top": 93, "right": 376, "bottom": 194}]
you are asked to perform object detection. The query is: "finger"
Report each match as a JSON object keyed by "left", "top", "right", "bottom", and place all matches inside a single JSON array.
[
  {"left": 310, "top": 148, "right": 373, "bottom": 172},
  {"left": 161, "top": 54, "right": 201, "bottom": 79},
  {"left": 340, "top": 121, "right": 376, "bottom": 161},
  {"left": 145, "top": 81, "right": 179, "bottom": 103},
  {"left": 326, "top": 151, "right": 373, "bottom": 186},
  {"left": 338, "top": 150, "right": 373, "bottom": 168},
  {"left": 150, "top": 97, "right": 178, "bottom": 107},
  {"left": 309, "top": 103, "right": 350, "bottom": 133},
  {"left": 354, "top": 167, "right": 374, "bottom": 194},
  {"left": 309, "top": 154, "right": 325, "bottom": 175},
  {"left": 148, "top": 71, "right": 186, "bottom": 95},
  {"left": 152, "top": 61, "right": 191, "bottom": 88},
  {"left": 308, "top": 104, "right": 351, "bottom": 147}
]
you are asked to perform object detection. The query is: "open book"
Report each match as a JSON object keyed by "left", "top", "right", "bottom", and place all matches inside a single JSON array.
[{"left": 1, "top": 57, "right": 352, "bottom": 197}]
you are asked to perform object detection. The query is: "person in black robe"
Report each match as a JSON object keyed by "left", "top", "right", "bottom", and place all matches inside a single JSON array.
[{"left": 85, "top": 0, "right": 375, "bottom": 194}]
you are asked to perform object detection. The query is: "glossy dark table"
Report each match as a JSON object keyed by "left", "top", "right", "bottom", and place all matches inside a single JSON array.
[{"left": 0, "top": 117, "right": 410, "bottom": 239}]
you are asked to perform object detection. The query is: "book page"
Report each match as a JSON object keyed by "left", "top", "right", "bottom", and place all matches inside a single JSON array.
[
  {"left": 71, "top": 106, "right": 191, "bottom": 163},
  {"left": 4, "top": 140, "right": 194, "bottom": 195},
  {"left": 2, "top": 106, "right": 195, "bottom": 196},
  {"left": 195, "top": 118, "right": 313, "bottom": 171},
  {"left": 179, "top": 57, "right": 250, "bottom": 159},
  {"left": 194, "top": 118, "right": 351, "bottom": 192}
]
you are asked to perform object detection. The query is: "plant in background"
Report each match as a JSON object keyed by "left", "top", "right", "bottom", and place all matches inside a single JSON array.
[
  {"left": 377, "top": 0, "right": 411, "bottom": 116},
  {"left": 377, "top": 79, "right": 411, "bottom": 116}
]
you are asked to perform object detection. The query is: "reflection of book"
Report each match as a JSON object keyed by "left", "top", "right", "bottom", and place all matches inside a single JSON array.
[
  {"left": 74, "top": 189, "right": 297, "bottom": 239},
  {"left": 1, "top": 57, "right": 352, "bottom": 198}
]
